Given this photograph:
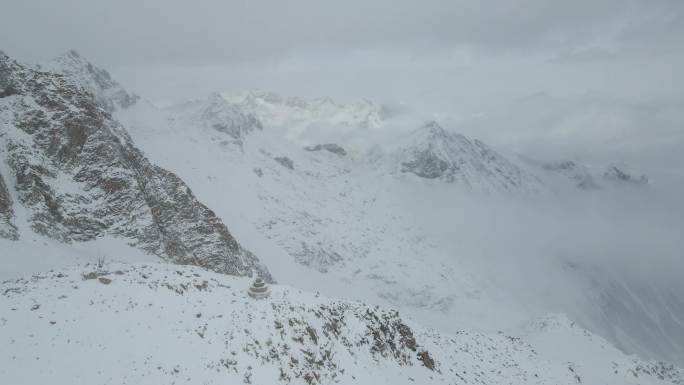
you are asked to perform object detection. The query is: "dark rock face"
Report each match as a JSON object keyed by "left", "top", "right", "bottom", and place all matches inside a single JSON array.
[
  {"left": 0, "top": 52, "right": 272, "bottom": 281},
  {"left": 401, "top": 150, "right": 450, "bottom": 180},
  {"left": 604, "top": 166, "right": 648, "bottom": 185},
  {"left": 274, "top": 156, "right": 294, "bottom": 170},
  {"left": 305, "top": 143, "right": 347, "bottom": 156},
  {"left": 0, "top": 172, "right": 18, "bottom": 240}
]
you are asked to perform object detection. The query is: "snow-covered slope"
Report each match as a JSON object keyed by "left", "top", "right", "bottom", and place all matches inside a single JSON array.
[
  {"left": 123, "top": 99, "right": 526, "bottom": 327},
  {"left": 1, "top": 262, "right": 681, "bottom": 385}
]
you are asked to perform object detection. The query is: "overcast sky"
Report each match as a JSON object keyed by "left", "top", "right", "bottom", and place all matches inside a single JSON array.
[{"left": 2, "top": 0, "right": 683, "bottom": 172}]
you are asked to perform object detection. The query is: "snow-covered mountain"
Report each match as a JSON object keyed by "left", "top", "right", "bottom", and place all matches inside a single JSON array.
[
  {"left": 166, "top": 92, "right": 262, "bottom": 146},
  {"left": 2, "top": 50, "right": 683, "bottom": 383},
  {"left": 0, "top": 51, "right": 270, "bottom": 280},
  {"left": 388, "top": 121, "right": 544, "bottom": 194},
  {"left": 1, "top": 262, "right": 681, "bottom": 385}
]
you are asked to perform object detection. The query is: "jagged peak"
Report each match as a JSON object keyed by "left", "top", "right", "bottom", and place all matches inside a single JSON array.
[
  {"left": 169, "top": 92, "right": 263, "bottom": 142},
  {"left": 52, "top": 49, "right": 100, "bottom": 73},
  {"left": 393, "top": 121, "right": 542, "bottom": 193},
  {"left": 47, "top": 49, "right": 138, "bottom": 112},
  {"left": 410, "top": 121, "right": 469, "bottom": 144}
]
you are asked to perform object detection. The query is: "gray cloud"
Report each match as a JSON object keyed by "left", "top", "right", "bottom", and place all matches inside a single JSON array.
[{"left": 2, "top": 0, "right": 683, "bottom": 66}]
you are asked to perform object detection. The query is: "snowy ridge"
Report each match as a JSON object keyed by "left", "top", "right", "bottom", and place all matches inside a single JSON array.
[
  {"left": 521, "top": 156, "right": 649, "bottom": 191},
  {"left": 1, "top": 262, "right": 681, "bottom": 385},
  {"left": 46, "top": 50, "right": 139, "bottom": 112},
  {"left": 389, "top": 121, "right": 544, "bottom": 194}
]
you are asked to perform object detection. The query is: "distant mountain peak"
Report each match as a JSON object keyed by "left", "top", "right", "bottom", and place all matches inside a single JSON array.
[
  {"left": 167, "top": 93, "right": 262, "bottom": 145},
  {"left": 393, "top": 122, "right": 543, "bottom": 193},
  {"left": 229, "top": 90, "right": 386, "bottom": 130}
]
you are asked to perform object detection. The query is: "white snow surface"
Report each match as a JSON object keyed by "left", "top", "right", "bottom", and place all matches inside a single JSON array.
[{"left": 1, "top": 262, "right": 680, "bottom": 385}]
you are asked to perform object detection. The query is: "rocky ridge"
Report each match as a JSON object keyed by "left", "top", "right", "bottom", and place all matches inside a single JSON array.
[
  {"left": 392, "top": 121, "right": 543, "bottom": 194},
  {"left": 47, "top": 49, "right": 139, "bottom": 113},
  {"left": 0, "top": 51, "right": 271, "bottom": 281}
]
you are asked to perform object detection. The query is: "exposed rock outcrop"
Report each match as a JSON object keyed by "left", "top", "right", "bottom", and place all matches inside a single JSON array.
[
  {"left": 274, "top": 156, "right": 294, "bottom": 170},
  {"left": 305, "top": 143, "right": 347, "bottom": 156},
  {"left": 604, "top": 166, "right": 648, "bottom": 185},
  {"left": 0, "top": 51, "right": 271, "bottom": 281}
]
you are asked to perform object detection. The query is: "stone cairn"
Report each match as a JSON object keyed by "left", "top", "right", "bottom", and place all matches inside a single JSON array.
[{"left": 248, "top": 277, "right": 271, "bottom": 299}]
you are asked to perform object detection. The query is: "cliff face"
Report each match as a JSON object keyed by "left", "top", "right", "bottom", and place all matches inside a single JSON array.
[
  {"left": 0, "top": 170, "right": 18, "bottom": 240},
  {"left": 0, "top": 52, "right": 272, "bottom": 281}
]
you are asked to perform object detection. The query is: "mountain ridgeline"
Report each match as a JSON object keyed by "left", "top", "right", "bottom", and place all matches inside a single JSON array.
[{"left": 0, "top": 51, "right": 272, "bottom": 281}]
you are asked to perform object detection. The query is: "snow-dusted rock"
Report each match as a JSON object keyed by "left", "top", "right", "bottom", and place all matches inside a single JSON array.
[
  {"left": 1, "top": 263, "right": 681, "bottom": 385},
  {"left": 47, "top": 49, "right": 139, "bottom": 112},
  {"left": 167, "top": 92, "right": 262, "bottom": 146},
  {"left": 305, "top": 143, "right": 347, "bottom": 156},
  {"left": 390, "top": 121, "right": 543, "bottom": 194},
  {"left": 0, "top": 51, "right": 271, "bottom": 281},
  {"left": 604, "top": 165, "right": 648, "bottom": 185}
]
